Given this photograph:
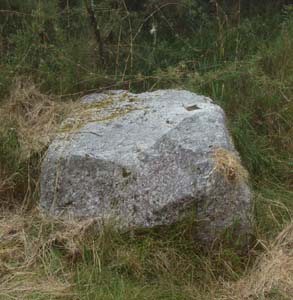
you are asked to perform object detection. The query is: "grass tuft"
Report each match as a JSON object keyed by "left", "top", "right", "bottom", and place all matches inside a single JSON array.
[{"left": 212, "top": 147, "right": 249, "bottom": 183}]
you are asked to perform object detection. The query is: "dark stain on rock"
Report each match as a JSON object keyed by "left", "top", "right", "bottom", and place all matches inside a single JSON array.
[
  {"left": 185, "top": 104, "right": 199, "bottom": 111},
  {"left": 122, "top": 167, "right": 132, "bottom": 178}
]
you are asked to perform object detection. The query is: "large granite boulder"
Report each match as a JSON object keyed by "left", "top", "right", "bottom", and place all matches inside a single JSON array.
[{"left": 40, "top": 90, "right": 251, "bottom": 243}]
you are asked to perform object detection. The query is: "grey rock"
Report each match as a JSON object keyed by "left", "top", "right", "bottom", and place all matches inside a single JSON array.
[{"left": 40, "top": 90, "right": 252, "bottom": 243}]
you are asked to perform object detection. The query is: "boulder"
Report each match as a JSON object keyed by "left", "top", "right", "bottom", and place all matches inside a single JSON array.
[{"left": 40, "top": 90, "right": 251, "bottom": 243}]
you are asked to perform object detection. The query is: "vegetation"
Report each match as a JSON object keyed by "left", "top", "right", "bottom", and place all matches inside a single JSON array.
[{"left": 0, "top": 1, "right": 292, "bottom": 299}]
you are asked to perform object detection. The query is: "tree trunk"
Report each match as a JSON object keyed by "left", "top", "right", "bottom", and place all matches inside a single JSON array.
[{"left": 84, "top": 0, "right": 105, "bottom": 65}]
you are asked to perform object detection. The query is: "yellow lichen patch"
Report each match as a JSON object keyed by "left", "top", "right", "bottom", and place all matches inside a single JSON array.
[
  {"left": 211, "top": 147, "right": 249, "bottom": 183},
  {"left": 56, "top": 92, "right": 142, "bottom": 134},
  {"left": 58, "top": 102, "right": 140, "bottom": 134}
]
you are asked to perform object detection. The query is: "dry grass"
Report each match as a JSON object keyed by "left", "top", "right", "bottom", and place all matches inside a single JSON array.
[
  {"left": 1, "top": 78, "right": 75, "bottom": 160},
  {"left": 0, "top": 172, "right": 15, "bottom": 198},
  {"left": 212, "top": 147, "right": 249, "bottom": 183},
  {"left": 0, "top": 209, "right": 98, "bottom": 299},
  {"left": 0, "top": 78, "right": 78, "bottom": 207},
  {"left": 0, "top": 208, "right": 292, "bottom": 300},
  {"left": 221, "top": 222, "right": 293, "bottom": 300}
]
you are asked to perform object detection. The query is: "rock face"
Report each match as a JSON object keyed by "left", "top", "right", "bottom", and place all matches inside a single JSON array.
[{"left": 40, "top": 90, "right": 251, "bottom": 243}]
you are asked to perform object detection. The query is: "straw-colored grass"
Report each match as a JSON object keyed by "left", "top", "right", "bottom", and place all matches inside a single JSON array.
[
  {"left": 220, "top": 223, "right": 293, "bottom": 300},
  {"left": 1, "top": 78, "right": 75, "bottom": 160},
  {"left": 0, "top": 211, "right": 71, "bottom": 299},
  {"left": 0, "top": 209, "right": 292, "bottom": 300},
  {"left": 212, "top": 147, "right": 249, "bottom": 183}
]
